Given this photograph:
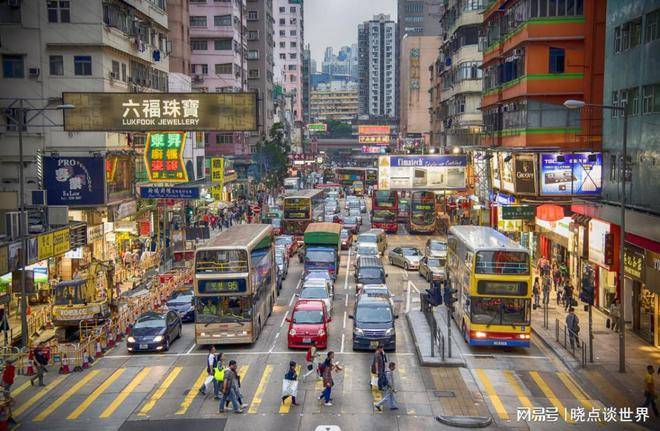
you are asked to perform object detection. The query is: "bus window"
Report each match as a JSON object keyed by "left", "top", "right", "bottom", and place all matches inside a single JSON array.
[
  {"left": 284, "top": 198, "right": 310, "bottom": 219},
  {"left": 470, "top": 297, "right": 530, "bottom": 326},
  {"left": 195, "top": 249, "right": 248, "bottom": 273},
  {"left": 474, "top": 251, "right": 529, "bottom": 275},
  {"left": 195, "top": 296, "right": 252, "bottom": 323}
]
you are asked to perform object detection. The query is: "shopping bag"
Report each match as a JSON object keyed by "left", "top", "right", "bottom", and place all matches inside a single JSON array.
[
  {"left": 370, "top": 374, "right": 379, "bottom": 388},
  {"left": 282, "top": 379, "right": 298, "bottom": 398},
  {"left": 203, "top": 375, "right": 214, "bottom": 389}
]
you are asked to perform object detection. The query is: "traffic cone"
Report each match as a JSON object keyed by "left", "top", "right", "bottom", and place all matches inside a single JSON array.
[
  {"left": 95, "top": 341, "right": 103, "bottom": 358},
  {"left": 24, "top": 351, "right": 35, "bottom": 376},
  {"left": 82, "top": 351, "right": 90, "bottom": 369},
  {"left": 59, "top": 354, "right": 70, "bottom": 374}
]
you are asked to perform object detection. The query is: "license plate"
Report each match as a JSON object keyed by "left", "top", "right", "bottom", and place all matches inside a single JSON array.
[
  {"left": 369, "top": 341, "right": 380, "bottom": 348},
  {"left": 303, "top": 338, "right": 311, "bottom": 344},
  {"left": 493, "top": 341, "right": 507, "bottom": 346},
  {"left": 139, "top": 344, "right": 148, "bottom": 349}
]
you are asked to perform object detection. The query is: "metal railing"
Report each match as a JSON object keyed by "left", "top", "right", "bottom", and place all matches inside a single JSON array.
[
  {"left": 421, "top": 294, "right": 446, "bottom": 360},
  {"left": 555, "top": 318, "right": 587, "bottom": 367}
]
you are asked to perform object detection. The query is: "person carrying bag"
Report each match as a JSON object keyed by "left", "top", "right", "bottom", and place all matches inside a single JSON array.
[{"left": 281, "top": 361, "right": 299, "bottom": 406}]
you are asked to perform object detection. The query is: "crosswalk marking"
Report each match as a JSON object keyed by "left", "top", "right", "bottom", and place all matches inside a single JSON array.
[
  {"left": 14, "top": 374, "right": 67, "bottom": 417},
  {"left": 248, "top": 364, "right": 272, "bottom": 414},
  {"left": 100, "top": 367, "right": 151, "bottom": 418},
  {"left": 67, "top": 368, "right": 125, "bottom": 420},
  {"left": 503, "top": 370, "right": 532, "bottom": 409},
  {"left": 475, "top": 369, "right": 509, "bottom": 420},
  {"left": 11, "top": 380, "right": 31, "bottom": 398},
  {"left": 138, "top": 367, "right": 183, "bottom": 416},
  {"left": 556, "top": 372, "right": 599, "bottom": 411},
  {"left": 279, "top": 365, "right": 301, "bottom": 414},
  {"left": 33, "top": 370, "right": 100, "bottom": 422},
  {"left": 175, "top": 370, "right": 207, "bottom": 415},
  {"left": 529, "top": 371, "right": 572, "bottom": 423},
  {"left": 371, "top": 374, "right": 382, "bottom": 413}
]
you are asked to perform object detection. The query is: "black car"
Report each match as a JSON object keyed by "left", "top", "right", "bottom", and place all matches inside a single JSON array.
[
  {"left": 127, "top": 311, "right": 182, "bottom": 353},
  {"left": 350, "top": 296, "right": 397, "bottom": 351},
  {"left": 165, "top": 290, "right": 195, "bottom": 322}
]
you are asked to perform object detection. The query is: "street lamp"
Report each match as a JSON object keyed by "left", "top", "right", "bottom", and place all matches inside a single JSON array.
[
  {"left": 11, "top": 100, "right": 74, "bottom": 347},
  {"left": 563, "top": 98, "right": 627, "bottom": 373}
]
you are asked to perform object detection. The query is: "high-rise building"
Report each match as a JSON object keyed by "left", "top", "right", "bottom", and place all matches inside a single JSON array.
[
  {"left": 311, "top": 81, "right": 359, "bottom": 122},
  {"left": 320, "top": 45, "right": 358, "bottom": 83},
  {"left": 397, "top": 0, "right": 442, "bottom": 37},
  {"left": 302, "top": 45, "right": 312, "bottom": 124},
  {"left": 246, "top": 0, "right": 275, "bottom": 139},
  {"left": 274, "top": 0, "right": 304, "bottom": 123},
  {"left": 358, "top": 14, "right": 397, "bottom": 119},
  {"left": 167, "top": 0, "right": 191, "bottom": 75}
]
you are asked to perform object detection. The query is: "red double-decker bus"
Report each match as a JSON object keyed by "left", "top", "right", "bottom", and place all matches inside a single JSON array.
[{"left": 371, "top": 190, "right": 398, "bottom": 234}]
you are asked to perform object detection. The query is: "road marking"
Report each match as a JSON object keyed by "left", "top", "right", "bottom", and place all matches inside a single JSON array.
[
  {"left": 280, "top": 311, "right": 289, "bottom": 328},
  {"left": 103, "top": 351, "right": 415, "bottom": 358},
  {"left": 269, "top": 332, "right": 280, "bottom": 353},
  {"left": 344, "top": 248, "right": 351, "bottom": 291},
  {"left": 175, "top": 369, "right": 207, "bottom": 415},
  {"left": 409, "top": 281, "right": 420, "bottom": 294},
  {"left": 100, "top": 367, "right": 151, "bottom": 418},
  {"left": 33, "top": 370, "right": 100, "bottom": 421},
  {"left": 342, "top": 311, "right": 347, "bottom": 329},
  {"left": 238, "top": 364, "right": 249, "bottom": 381},
  {"left": 462, "top": 354, "right": 547, "bottom": 359},
  {"left": 279, "top": 364, "right": 301, "bottom": 414},
  {"left": 556, "top": 371, "right": 598, "bottom": 411},
  {"left": 475, "top": 368, "right": 509, "bottom": 421},
  {"left": 14, "top": 374, "right": 67, "bottom": 417},
  {"left": 529, "top": 371, "right": 572, "bottom": 423},
  {"left": 344, "top": 294, "right": 348, "bottom": 307},
  {"left": 67, "top": 368, "right": 125, "bottom": 420},
  {"left": 502, "top": 370, "right": 532, "bottom": 409},
  {"left": 10, "top": 380, "right": 31, "bottom": 398},
  {"left": 340, "top": 334, "right": 345, "bottom": 353},
  {"left": 248, "top": 364, "right": 273, "bottom": 413},
  {"left": 138, "top": 367, "right": 183, "bottom": 416},
  {"left": 371, "top": 377, "right": 382, "bottom": 413},
  {"left": 288, "top": 291, "right": 296, "bottom": 307},
  {"left": 185, "top": 343, "right": 196, "bottom": 355}
]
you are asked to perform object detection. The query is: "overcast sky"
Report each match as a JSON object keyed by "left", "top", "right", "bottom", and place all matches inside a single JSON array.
[{"left": 305, "top": 0, "right": 397, "bottom": 67}]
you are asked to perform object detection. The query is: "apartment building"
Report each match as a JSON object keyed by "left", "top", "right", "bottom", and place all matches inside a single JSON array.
[
  {"left": 246, "top": 0, "right": 275, "bottom": 137},
  {"left": 273, "top": 0, "right": 303, "bottom": 123},
  {"left": 310, "top": 81, "right": 359, "bottom": 122},
  {"left": 397, "top": 0, "right": 442, "bottom": 37}
]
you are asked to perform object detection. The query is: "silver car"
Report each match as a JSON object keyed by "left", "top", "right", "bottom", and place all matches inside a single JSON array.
[
  {"left": 298, "top": 281, "right": 333, "bottom": 315},
  {"left": 419, "top": 256, "right": 447, "bottom": 282},
  {"left": 348, "top": 208, "right": 362, "bottom": 225},
  {"left": 354, "top": 243, "right": 380, "bottom": 264},
  {"left": 358, "top": 284, "right": 395, "bottom": 308},
  {"left": 388, "top": 247, "right": 423, "bottom": 270}
]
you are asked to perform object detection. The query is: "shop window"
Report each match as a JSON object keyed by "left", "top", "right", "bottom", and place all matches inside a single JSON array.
[{"left": 549, "top": 47, "right": 565, "bottom": 73}]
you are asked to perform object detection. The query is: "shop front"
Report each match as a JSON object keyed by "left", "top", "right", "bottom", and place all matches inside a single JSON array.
[
  {"left": 535, "top": 215, "right": 571, "bottom": 268},
  {"left": 624, "top": 238, "right": 660, "bottom": 347},
  {"left": 587, "top": 218, "right": 618, "bottom": 311}
]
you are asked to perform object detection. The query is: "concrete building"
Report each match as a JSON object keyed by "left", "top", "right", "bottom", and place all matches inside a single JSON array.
[
  {"left": 273, "top": 0, "right": 304, "bottom": 123},
  {"left": 0, "top": 0, "right": 171, "bottom": 205},
  {"left": 397, "top": 0, "right": 442, "bottom": 37},
  {"left": 188, "top": 0, "right": 249, "bottom": 156},
  {"left": 358, "top": 14, "right": 397, "bottom": 120},
  {"left": 310, "top": 81, "right": 359, "bottom": 122},
  {"left": 302, "top": 45, "right": 311, "bottom": 125},
  {"left": 429, "top": 0, "right": 484, "bottom": 150},
  {"left": 321, "top": 44, "right": 358, "bottom": 83},
  {"left": 399, "top": 36, "right": 440, "bottom": 139},
  {"left": 167, "top": 0, "right": 190, "bottom": 75},
  {"left": 246, "top": 0, "right": 275, "bottom": 139}
]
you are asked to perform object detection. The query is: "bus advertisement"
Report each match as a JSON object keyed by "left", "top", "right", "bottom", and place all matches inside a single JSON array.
[
  {"left": 366, "top": 168, "right": 378, "bottom": 186},
  {"left": 335, "top": 168, "right": 366, "bottom": 186},
  {"left": 408, "top": 191, "right": 436, "bottom": 234},
  {"left": 282, "top": 189, "right": 326, "bottom": 237},
  {"left": 371, "top": 190, "right": 398, "bottom": 233},
  {"left": 447, "top": 226, "right": 532, "bottom": 347},
  {"left": 193, "top": 225, "right": 277, "bottom": 345}
]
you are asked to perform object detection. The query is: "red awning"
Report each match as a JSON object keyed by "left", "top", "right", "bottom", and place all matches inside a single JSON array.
[{"left": 536, "top": 204, "right": 565, "bottom": 222}]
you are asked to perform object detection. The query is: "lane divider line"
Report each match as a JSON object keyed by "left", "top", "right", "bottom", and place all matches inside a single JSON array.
[
  {"left": 100, "top": 367, "right": 152, "bottom": 418},
  {"left": 67, "top": 368, "right": 125, "bottom": 420},
  {"left": 247, "top": 364, "right": 273, "bottom": 414},
  {"left": 138, "top": 366, "right": 183, "bottom": 416}
]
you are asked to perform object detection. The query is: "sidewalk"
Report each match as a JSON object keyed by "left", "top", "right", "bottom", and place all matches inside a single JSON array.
[{"left": 406, "top": 308, "right": 466, "bottom": 367}]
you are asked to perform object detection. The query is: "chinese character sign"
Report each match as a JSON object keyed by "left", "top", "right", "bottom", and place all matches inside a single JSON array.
[
  {"left": 144, "top": 132, "right": 188, "bottom": 182},
  {"left": 43, "top": 156, "right": 106, "bottom": 206},
  {"left": 211, "top": 158, "right": 224, "bottom": 184}
]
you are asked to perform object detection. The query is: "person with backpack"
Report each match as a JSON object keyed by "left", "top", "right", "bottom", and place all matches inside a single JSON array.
[
  {"left": 374, "top": 362, "right": 398, "bottom": 411},
  {"left": 281, "top": 361, "right": 299, "bottom": 406},
  {"left": 318, "top": 351, "right": 341, "bottom": 406},
  {"left": 30, "top": 345, "right": 49, "bottom": 387},
  {"left": 370, "top": 344, "right": 387, "bottom": 389},
  {"left": 302, "top": 342, "right": 318, "bottom": 382}
]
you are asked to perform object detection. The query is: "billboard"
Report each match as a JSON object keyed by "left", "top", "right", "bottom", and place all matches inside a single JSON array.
[
  {"left": 358, "top": 125, "right": 390, "bottom": 135},
  {"left": 144, "top": 132, "right": 188, "bottom": 182},
  {"left": 490, "top": 154, "right": 501, "bottom": 190},
  {"left": 307, "top": 123, "right": 327, "bottom": 132},
  {"left": 139, "top": 186, "right": 200, "bottom": 199},
  {"left": 500, "top": 152, "right": 515, "bottom": 193},
  {"left": 62, "top": 92, "right": 258, "bottom": 132},
  {"left": 43, "top": 156, "right": 106, "bottom": 206},
  {"left": 378, "top": 155, "right": 467, "bottom": 190},
  {"left": 362, "top": 146, "right": 386, "bottom": 154},
  {"left": 358, "top": 135, "right": 390, "bottom": 145},
  {"left": 514, "top": 155, "right": 537, "bottom": 195},
  {"left": 540, "top": 152, "right": 602, "bottom": 195}
]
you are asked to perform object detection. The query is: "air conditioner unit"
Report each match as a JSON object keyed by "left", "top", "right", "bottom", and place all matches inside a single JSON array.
[
  {"left": 28, "top": 68, "right": 40, "bottom": 77},
  {"left": 5, "top": 212, "right": 21, "bottom": 240}
]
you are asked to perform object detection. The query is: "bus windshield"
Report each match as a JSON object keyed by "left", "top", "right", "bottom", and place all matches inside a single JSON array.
[
  {"left": 195, "top": 296, "right": 252, "bottom": 323},
  {"left": 470, "top": 297, "right": 530, "bottom": 326},
  {"left": 305, "top": 250, "right": 336, "bottom": 263},
  {"left": 284, "top": 198, "right": 310, "bottom": 219},
  {"left": 374, "top": 191, "right": 396, "bottom": 208},
  {"left": 411, "top": 212, "right": 435, "bottom": 225},
  {"left": 475, "top": 251, "right": 529, "bottom": 275},
  {"left": 373, "top": 210, "right": 396, "bottom": 222},
  {"left": 195, "top": 249, "right": 248, "bottom": 273}
]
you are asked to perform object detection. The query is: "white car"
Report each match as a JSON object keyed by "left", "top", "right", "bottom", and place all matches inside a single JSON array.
[
  {"left": 354, "top": 243, "right": 380, "bottom": 263},
  {"left": 298, "top": 281, "right": 333, "bottom": 315},
  {"left": 388, "top": 247, "right": 423, "bottom": 270}
]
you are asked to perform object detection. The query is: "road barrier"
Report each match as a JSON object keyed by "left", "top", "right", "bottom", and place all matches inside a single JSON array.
[{"left": 555, "top": 318, "right": 588, "bottom": 367}]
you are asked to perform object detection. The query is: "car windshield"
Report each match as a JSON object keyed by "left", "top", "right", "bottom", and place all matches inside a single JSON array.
[
  {"left": 169, "top": 293, "right": 193, "bottom": 304},
  {"left": 471, "top": 297, "right": 530, "bottom": 326},
  {"left": 349, "top": 209, "right": 360, "bottom": 215},
  {"left": 293, "top": 309, "right": 324, "bottom": 324},
  {"left": 344, "top": 216, "right": 357, "bottom": 224},
  {"left": 363, "top": 289, "right": 389, "bottom": 298},
  {"left": 402, "top": 248, "right": 422, "bottom": 256},
  {"left": 275, "top": 255, "right": 284, "bottom": 264},
  {"left": 305, "top": 250, "right": 335, "bottom": 263},
  {"left": 356, "top": 305, "right": 393, "bottom": 323},
  {"left": 134, "top": 317, "right": 166, "bottom": 329},
  {"left": 430, "top": 242, "right": 447, "bottom": 251},
  {"left": 358, "top": 246, "right": 378, "bottom": 255},
  {"left": 358, "top": 267, "right": 384, "bottom": 279},
  {"left": 300, "top": 287, "right": 328, "bottom": 299},
  {"left": 307, "top": 271, "right": 331, "bottom": 280},
  {"left": 427, "top": 258, "right": 445, "bottom": 268},
  {"left": 359, "top": 234, "right": 377, "bottom": 243},
  {"left": 340, "top": 230, "right": 349, "bottom": 238}
]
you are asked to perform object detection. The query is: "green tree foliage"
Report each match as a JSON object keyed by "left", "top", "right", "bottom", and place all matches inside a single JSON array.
[
  {"left": 252, "top": 122, "right": 291, "bottom": 189},
  {"left": 325, "top": 120, "right": 353, "bottom": 138}
]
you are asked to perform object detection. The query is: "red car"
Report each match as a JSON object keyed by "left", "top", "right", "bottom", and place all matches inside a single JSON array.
[
  {"left": 286, "top": 299, "right": 330, "bottom": 349},
  {"left": 340, "top": 229, "right": 353, "bottom": 250}
]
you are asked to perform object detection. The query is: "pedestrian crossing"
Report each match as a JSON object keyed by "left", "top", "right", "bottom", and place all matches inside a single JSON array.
[{"left": 9, "top": 358, "right": 629, "bottom": 425}]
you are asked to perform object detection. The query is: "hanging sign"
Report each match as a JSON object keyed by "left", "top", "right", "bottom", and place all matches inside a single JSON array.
[
  {"left": 43, "top": 156, "right": 106, "bottom": 206},
  {"left": 144, "top": 132, "right": 188, "bottom": 182},
  {"left": 37, "top": 233, "right": 53, "bottom": 261},
  {"left": 52, "top": 228, "right": 71, "bottom": 256},
  {"left": 211, "top": 158, "right": 225, "bottom": 184},
  {"left": 139, "top": 186, "right": 201, "bottom": 199}
]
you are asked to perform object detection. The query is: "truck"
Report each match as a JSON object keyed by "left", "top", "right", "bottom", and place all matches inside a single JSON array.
[
  {"left": 284, "top": 177, "right": 302, "bottom": 192},
  {"left": 303, "top": 222, "right": 342, "bottom": 280}
]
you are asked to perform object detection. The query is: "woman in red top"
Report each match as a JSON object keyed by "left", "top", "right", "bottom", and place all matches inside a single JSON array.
[{"left": 1, "top": 360, "right": 15, "bottom": 392}]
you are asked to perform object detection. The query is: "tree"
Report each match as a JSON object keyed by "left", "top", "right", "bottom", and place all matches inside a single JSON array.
[
  {"left": 252, "top": 122, "right": 290, "bottom": 190},
  {"left": 326, "top": 120, "right": 353, "bottom": 138}
]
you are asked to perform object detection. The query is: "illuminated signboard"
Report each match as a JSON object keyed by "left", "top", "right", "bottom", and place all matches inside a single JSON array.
[
  {"left": 62, "top": 92, "right": 258, "bottom": 132},
  {"left": 378, "top": 155, "right": 467, "bottom": 190},
  {"left": 211, "top": 158, "right": 224, "bottom": 184},
  {"left": 144, "top": 132, "right": 188, "bottom": 182},
  {"left": 358, "top": 125, "right": 391, "bottom": 135},
  {"left": 307, "top": 123, "right": 327, "bottom": 132},
  {"left": 358, "top": 135, "right": 390, "bottom": 145},
  {"left": 539, "top": 152, "right": 602, "bottom": 196},
  {"left": 197, "top": 278, "right": 247, "bottom": 294}
]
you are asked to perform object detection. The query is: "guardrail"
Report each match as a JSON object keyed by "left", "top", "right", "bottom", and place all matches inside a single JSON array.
[
  {"left": 421, "top": 294, "right": 446, "bottom": 360},
  {"left": 555, "top": 318, "right": 587, "bottom": 367}
]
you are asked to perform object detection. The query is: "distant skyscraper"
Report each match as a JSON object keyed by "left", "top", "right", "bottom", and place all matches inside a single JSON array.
[
  {"left": 320, "top": 45, "right": 358, "bottom": 83},
  {"left": 358, "top": 14, "right": 397, "bottom": 119}
]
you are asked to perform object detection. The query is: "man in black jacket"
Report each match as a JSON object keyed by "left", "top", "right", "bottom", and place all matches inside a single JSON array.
[{"left": 30, "top": 345, "right": 48, "bottom": 387}]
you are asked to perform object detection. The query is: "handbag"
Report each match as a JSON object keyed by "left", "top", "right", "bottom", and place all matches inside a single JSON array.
[
  {"left": 282, "top": 379, "right": 298, "bottom": 398},
  {"left": 377, "top": 373, "right": 388, "bottom": 391},
  {"left": 307, "top": 363, "right": 314, "bottom": 371},
  {"left": 370, "top": 374, "right": 379, "bottom": 388},
  {"left": 606, "top": 318, "right": 611, "bottom": 329}
]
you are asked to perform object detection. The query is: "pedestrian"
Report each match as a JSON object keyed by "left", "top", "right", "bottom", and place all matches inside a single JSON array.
[
  {"left": 212, "top": 352, "right": 225, "bottom": 400},
  {"left": 641, "top": 365, "right": 659, "bottom": 416},
  {"left": 554, "top": 276, "right": 563, "bottom": 306},
  {"left": 318, "top": 351, "right": 342, "bottom": 406},
  {"left": 30, "top": 346, "right": 48, "bottom": 387},
  {"left": 281, "top": 361, "right": 299, "bottom": 406},
  {"left": 302, "top": 341, "right": 319, "bottom": 382},
  {"left": 199, "top": 346, "right": 218, "bottom": 396},
  {"left": 532, "top": 277, "right": 540, "bottom": 309},
  {"left": 566, "top": 308, "right": 580, "bottom": 350},
  {"left": 370, "top": 344, "right": 387, "bottom": 389},
  {"left": 541, "top": 276, "right": 550, "bottom": 306},
  {"left": 609, "top": 300, "right": 620, "bottom": 332},
  {"left": 218, "top": 360, "right": 243, "bottom": 414},
  {"left": 374, "top": 362, "right": 399, "bottom": 411},
  {"left": 563, "top": 282, "right": 574, "bottom": 311},
  {"left": 1, "top": 359, "right": 15, "bottom": 393}
]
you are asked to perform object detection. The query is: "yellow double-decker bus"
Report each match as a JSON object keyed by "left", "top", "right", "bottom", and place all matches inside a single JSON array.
[
  {"left": 193, "top": 224, "right": 276, "bottom": 345},
  {"left": 447, "top": 226, "right": 532, "bottom": 347}
]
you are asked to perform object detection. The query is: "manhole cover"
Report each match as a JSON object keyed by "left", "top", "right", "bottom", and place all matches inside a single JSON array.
[{"left": 433, "top": 390, "right": 456, "bottom": 398}]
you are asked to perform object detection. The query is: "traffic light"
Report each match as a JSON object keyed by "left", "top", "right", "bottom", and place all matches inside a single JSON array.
[
  {"left": 579, "top": 272, "right": 594, "bottom": 305},
  {"left": 443, "top": 284, "right": 458, "bottom": 312}
]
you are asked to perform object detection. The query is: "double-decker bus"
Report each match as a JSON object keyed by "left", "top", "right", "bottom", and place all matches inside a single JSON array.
[
  {"left": 335, "top": 168, "right": 366, "bottom": 186},
  {"left": 193, "top": 224, "right": 277, "bottom": 345},
  {"left": 447, "top": 226, "right": 532, "bottom": 347},
  {"left": 408, "top": 191, "right": 436, "bottom": 234},
  {"left": 371, "top": 190, "right": 398, "bottom": 233},
  {"left": 365, "top": 168, "right": 378, "bottom": 186},
  {"left": 397, "top": 197, "right": 410, "bottom": 223},
  {"left": 282, "top": 189, "right": 326, "bottom": 236}
]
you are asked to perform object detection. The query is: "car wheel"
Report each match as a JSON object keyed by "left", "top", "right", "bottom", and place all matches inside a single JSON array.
[
  {"left": 404, "top": 263, "right": 409, "bottom": 270},
  {"left": 163, "top": 337, "right": 170, "bottom": 351}
]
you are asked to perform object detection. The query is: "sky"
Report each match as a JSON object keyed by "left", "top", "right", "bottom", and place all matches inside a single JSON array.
[{"left": 304, "top": 0, "right": 397, "bottom": 67}]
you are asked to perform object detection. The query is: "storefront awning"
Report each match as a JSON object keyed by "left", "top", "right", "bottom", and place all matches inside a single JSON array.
[{"left": 536, "top": 204, "right": 565, "bottom": 222}]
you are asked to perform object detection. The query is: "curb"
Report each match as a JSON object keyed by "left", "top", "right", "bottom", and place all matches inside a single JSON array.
[
  {"left": 531, "top": 325, "right": 580, "bottom": 370},
  {"left": 406, "top": 312, "right": 465, "bottom": 368},
  {"left": 436, "top": 415, "right": 493, "bottom": 428}
]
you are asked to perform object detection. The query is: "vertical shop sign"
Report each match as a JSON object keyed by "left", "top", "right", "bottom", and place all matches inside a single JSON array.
[
  {"left": 623, "top": 244, "right": 645, "bottom": 282},
  {"left": 37, "top": 233, "right": 53, "bottom": 261},
  {"left": 211, "top": 158, "right": 225, "bottom": 184},
  {"left": 144, "top": 132, "right": 188, "bottom": 182},
  {"left": 52, "top": 228, "right": 71, "bottom": 256},
  {"left": 514, "top": 155, "right": 537, "bottom": 194}
]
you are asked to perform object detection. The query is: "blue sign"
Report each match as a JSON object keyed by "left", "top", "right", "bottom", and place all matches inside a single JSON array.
[
  {"left": 389, "top": 155, "right": 467, "bottom": 167},
  {"left": 540, "top": 152, "right": 602, "bottom": 196},
  {"left": 140, "top": 186, "right": 200, "bottom": 199},
  {"left": 43, "top": 156, "right": 106, "bottom": 206},
  {"left": 495, "top": 192, "right": 516, "bottom": 206}
]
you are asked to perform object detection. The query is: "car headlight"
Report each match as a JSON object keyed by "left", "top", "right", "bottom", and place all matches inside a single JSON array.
[
  {"left": 353, "top": 328, "right": 364, "bottom": 336},
  {"left": 127, "top": 336, "right": 136, "bottom": 343},
  {"left": 318, "top": 329, "right": 326, "bottom": 336},
  {"left": 153, "top": 335, "right": 164, "bottom": 342},
  {"left": 384, "top": 328, "right": 394, "bottom": 336},
  {"left": 289, "top": 328, "right": 297, "bottom": 336}
]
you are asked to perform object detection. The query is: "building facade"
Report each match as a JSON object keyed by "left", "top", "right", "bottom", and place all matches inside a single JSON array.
[
  {"left": 167, "top": 0, "right": 191, "bottom": 75},
  {"left": 397, "top": 0, "right": 442, "bottom": 37},
  {"left": 273, "top": 0, "right": 304, "bottom": 123},
  {"left": 358, "top": 14, "right": 397, "bottom": 119},
  {"left": 310, "top": 81, "right": 359, "bottom": 122},
  {"left": 321, "top": 45, "right": 359, "bottom": 82},
  {"left": 302, "top": 45, "right": 311, "bottom": 124}
]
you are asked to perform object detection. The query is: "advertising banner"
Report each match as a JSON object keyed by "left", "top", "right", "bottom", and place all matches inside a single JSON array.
[
  {"left": 378, "top": 155, "right": 467, "bottom": 190},
  {"left": 52, "top": 228, "right": 71, "bottom": 256},
  {"left": 514, "top": 155, "right": 537, "bottom": 194},
  {"left": 540, "top": 152, "right": 602, "bottom": 195},
  {"left": 490, "top": 154, "right": 501, "bottom": 190},
  {"left": 37, "top": 233, "right": 53, "bottom": 261},
  {"left": 361, "top": 146, "right": 386, "bottom": 154},
  {"left": 501, "top": 205, "right": 535, "bottom": 220},
  {"left": 211, "top": 157, "right": 225, "bottom": 184},
  {"left": 63, "top": 92, "right": 258, "bottom": 132},
  {"left": 144, "top": 132, "right": 188, "bottom": 182},
  {"left": 588, "top": 219, "right": 611, "bottom": 268},
  {"left": 358, "top": 135, "right": 390, "bottom": 145},
  {"left": 43, "top": 156, "right": 106, "bottom": 206},
  {"left": 307, "top": 123, "right": 327, "bottom": 132},
  {"left": 140, "top": 186, "right": 201, "bottom": 199},
  {"left": 359, "top": 125, "right": 390, "bottom": 135}
]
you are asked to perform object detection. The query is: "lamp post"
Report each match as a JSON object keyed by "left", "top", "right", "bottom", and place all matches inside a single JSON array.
[
  {"left": 7, "top": 101, "right": 74, "bottom": 347},
  {"left": 563, "top": 99, "right": 627, "bottom": 373}
]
